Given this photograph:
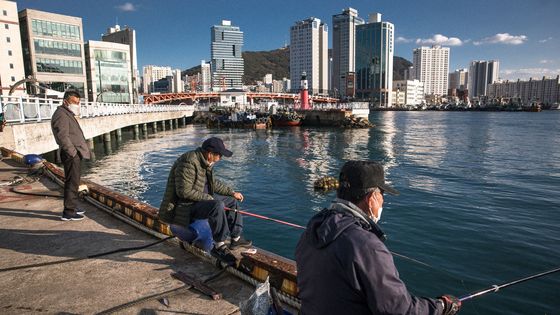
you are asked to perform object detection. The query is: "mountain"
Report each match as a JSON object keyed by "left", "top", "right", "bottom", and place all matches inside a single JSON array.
[{"left": 182, "top": 48, "right": 412, "bottom": 85}]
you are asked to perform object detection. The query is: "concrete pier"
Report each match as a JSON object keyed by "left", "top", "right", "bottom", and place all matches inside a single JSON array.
[
  {"left": 0, "top": 157, "right": 253, "bottom": 314},
  {"left": 116, "top": 128, "right": 123, "bottom": 141},
  {"left": 142, "top": 123, "right": 148, "bottom": 138},
  {"left": 152, "top": 122, "right": 158, "bottom": 133},
  {"left": 133, "top": 125, "right": 140, "bottom": 140},
  {"left": 161, "top": 120, "right": 166, "bottom": 131},
  {"left": 87, "top": 139, "right": 96, "bottom": 162}
]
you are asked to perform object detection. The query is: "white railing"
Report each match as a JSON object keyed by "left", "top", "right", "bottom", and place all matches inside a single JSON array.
[
  {"left": 0, "top": 95, "right": 194, "bottom": 124},
  {"left": 311, "top": 102, "right": 370, "bottom": 110}
]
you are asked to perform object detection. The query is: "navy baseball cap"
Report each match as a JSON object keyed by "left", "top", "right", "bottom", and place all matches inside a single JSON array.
[
  {"left": 339, "top": 161, "right": 399, "bottom": 196},
  {"left": 201, "top": 137, "right": 233, "bottom": 157}
]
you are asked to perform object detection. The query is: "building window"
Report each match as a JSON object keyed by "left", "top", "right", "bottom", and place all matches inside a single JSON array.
[
  {"left": 9, "top": 63, "right": 13, "bottom": 69},
  {"left": 6, "top": 36, "right": 10, "bottom": 43},
  {"left": 4, "top": 24, "right": 8, "bottom": 29},
  {"left": 2, "top": 10, "right": 7, "bottom": 16},
  {"left": 8, "top": 50, "right": 12, "bottom": 56},
  {"left": 11, "top": 76, "right": 16, "bottom": 82}
]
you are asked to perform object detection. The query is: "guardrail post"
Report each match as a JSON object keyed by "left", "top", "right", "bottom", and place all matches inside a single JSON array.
[
  {"left": 18, "top": 96, "right": 25, "bottom": 123},
  {"left": 35, "top": 97, "right": 41, "bottom": 122}
]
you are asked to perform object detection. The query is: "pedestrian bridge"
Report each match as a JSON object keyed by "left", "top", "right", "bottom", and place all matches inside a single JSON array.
[{"left": 0, "top": 95, "right": 194, "bottom": 155}]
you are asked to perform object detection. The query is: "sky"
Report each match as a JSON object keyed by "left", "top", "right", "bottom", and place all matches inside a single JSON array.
[{"left": 15, "top": 0, "right": 560, "bottom": 81}]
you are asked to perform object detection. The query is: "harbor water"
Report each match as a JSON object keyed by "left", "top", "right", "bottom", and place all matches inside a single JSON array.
[{"left": 83, "top": 111, "right": 560, "bottom": 314}]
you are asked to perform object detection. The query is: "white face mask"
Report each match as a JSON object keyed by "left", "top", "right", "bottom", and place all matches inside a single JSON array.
[
  {"left": 369, "top": 194, "right": 383, "bottom": 224},
  {"left": 68, "top": 104, "right": 80, "bottom": 116}
]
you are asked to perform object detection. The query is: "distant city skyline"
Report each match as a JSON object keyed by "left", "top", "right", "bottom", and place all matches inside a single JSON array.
[{"left": 14, "top": 0, "right": 560, "bottom": 81}]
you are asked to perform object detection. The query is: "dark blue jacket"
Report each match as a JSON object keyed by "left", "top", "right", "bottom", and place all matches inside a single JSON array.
[{"left": 295, "top": 200, "right": 443, "bottom": 315}]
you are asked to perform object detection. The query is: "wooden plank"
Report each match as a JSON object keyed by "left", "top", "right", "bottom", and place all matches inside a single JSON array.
[{"left": 172, "top": 271, "right": 222, "bottom": 300}]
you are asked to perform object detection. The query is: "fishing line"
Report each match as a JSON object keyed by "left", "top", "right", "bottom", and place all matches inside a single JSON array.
[{"left": 224, "top": 206, "right": 468, "bottom": 283}]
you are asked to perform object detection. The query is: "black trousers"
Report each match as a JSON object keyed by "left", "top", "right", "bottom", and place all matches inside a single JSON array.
[
  {"left": 189, "top": 194, "right": 243, "bottom": 242},
  {"left": 61, "top": 150, "right": 81, "bottom": 214}
]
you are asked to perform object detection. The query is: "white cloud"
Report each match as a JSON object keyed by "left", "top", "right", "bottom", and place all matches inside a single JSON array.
[
  {"left": 415, "top": 34, "right": 463, "bottom": 46},
  {"left": 538, "top": 37, "right": 553, "bottom": 43},
  {"left": 501, "top": 68, "right": 560, "bottom": 80},
  {"left": 539, "top": 60, "right": 552, "bottom": 64},
  {"left": 116, "top": 2, "right": 136, "bottom": 12},
  {"left": 396, "top": 36, "right": 413, "bottom": 43},
  {"left": 473, "top": 33, "right": 527, "bottom": 45}
]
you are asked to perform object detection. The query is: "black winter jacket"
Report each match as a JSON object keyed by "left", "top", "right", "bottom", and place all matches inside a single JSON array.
[{"left": 295, "top": 199, "right": 443, "bottom": 315}]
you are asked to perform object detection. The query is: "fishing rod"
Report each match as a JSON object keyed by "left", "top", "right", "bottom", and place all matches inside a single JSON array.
[
  {"left": 224, "top": 206, "right": 460, "bottom": 277},
  {"left": 224, "top": 207, "right": 306, "bottom": 229},
  {"left": 459, "top": 266, "right": 560, "bottom": 302}
]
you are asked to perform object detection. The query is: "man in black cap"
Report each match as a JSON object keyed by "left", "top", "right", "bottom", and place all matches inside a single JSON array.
[
  {"left": 295, "top": 161, "right": 461, "bottom": 315},
  {"left": 159, "top": 137, "right": 251, "bottom": 264}
]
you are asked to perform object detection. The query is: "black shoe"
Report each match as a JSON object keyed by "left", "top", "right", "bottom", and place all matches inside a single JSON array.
[
  {"left": 211, "top": 244, "right": 236, "bottom": 266},
  {"left": 229, "top": 237, "right": 252, "bottom": 250},
  {"left": 76, "top": 208, "right": 85, "bottom": 215},
  {"left": 61, "top": 212, "right": 85, "bottom": 221}
]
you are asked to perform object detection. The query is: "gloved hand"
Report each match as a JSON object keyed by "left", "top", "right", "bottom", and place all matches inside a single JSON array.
[{"left": 438, "top": 295, "right": 461, "bottom": 315}]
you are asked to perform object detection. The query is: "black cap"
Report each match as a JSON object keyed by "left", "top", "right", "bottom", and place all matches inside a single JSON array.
[
  {"left": 201, "top": 137, "right": 233, "bottom": 157},
  {"left": 339, "top": 161, "right": 399, "bottom": 196}
]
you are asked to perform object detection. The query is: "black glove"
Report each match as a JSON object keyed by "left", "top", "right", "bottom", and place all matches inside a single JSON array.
[{"left": 438, "top": 294, "right": 461, "bottom": 315}]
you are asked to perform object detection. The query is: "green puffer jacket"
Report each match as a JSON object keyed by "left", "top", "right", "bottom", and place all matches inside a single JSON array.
[{"left": 158, "top": 148, "right": 235, "bottom": 227}]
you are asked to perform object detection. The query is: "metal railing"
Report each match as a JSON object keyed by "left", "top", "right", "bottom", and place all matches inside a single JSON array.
[{"left": 0, "top": 95, "right": 194, "bottom": 124}]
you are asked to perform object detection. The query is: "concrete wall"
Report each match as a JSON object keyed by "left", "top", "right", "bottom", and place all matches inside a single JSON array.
[
  {"left": 0, "top": 110, "right": 192, "bottom": 154},
  {"left": 299, "top": 109, "right": 351, "bottom": 126}
]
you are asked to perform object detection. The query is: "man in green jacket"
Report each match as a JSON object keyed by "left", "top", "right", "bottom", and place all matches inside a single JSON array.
[{"left": 159, "top": 137, "right": 251, "bottom": 262}]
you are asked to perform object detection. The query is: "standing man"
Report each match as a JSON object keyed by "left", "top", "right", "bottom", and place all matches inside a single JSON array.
[
  {"left": 51, "top": 90, "right": 90, "bottom": 221},
  {"left": 159, "top": 137, "right": 252, "bottom": 264},
  {"left": 295, "top": 161, "right": 461, "bottom": 315}
]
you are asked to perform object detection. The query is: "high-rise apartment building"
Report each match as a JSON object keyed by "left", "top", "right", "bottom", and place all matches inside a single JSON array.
[
  {"left": 85, "top": 40, "right": 132, "bottom": 103},
  {"left": 449, "top": 68, "right": 468, "bottom": 91},
  {"left": 332, "top": 8, "right": 364, "bottom": 98},
  {"left": 102, "top": 24, "right": 138, "bottom": 102},
  {"left": 142, "top": 65, "right": 171, "bottom": 93},
  {"left": 172, "top": 69, "right": 183, "bottom": 93},
  {"left": 19, "top": 9, "right": 87, "bottom": 98},
  {"left": 200, "top": 60, "right": 211, "bottom": 92},
  {"left": 412, "top": 45, "right": 450, "bottom": 96},
  {"left": 211, "top": 20, "right": 244, "bottom": 90},
  {"left": 355, "top": 13, "right": 394, "bottom": 107},
  {"left": 290, "top": 17, "right": 328, "bottom": 95},
  {"left": 468, "top": 60, "right": 499, "bottom": 97},
  {"left": 487, "top": 76, "right": 560, "bottom": 106},
  {"left": 0, "top": 0, "right": 25, "bottom": 95}
]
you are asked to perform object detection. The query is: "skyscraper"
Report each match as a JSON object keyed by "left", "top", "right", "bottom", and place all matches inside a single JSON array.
[
  {"left": 211, "top": 20, "right": 244, "bottom": 90},
  {"left": 355, "top": 13, "right": 394, "bottom": 107},
  {"left": 0, "top": 0, "right": 25, "bottom": 95},
  {"left": 412, "top": 45, "right": 450, "bottom": 96},
  {"left": 290, "top": 17, "right": 328, "bottom": 95},
  {"left": 332, "top": 8, "right": 364, "bottom": 98},
  {"left": 102, "top": 24, "right": 139, "bottom": 102},
  {"left": 468, "top": 60, "right": 499, "bottom": 97}
]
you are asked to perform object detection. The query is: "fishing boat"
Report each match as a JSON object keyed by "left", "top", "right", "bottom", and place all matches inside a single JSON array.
[{"left": 271, "top": 112, "right": 303, "bottom": 127}]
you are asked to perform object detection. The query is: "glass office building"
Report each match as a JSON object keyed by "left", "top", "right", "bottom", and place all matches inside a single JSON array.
[
  {"left": 210, "top": 20, "right": 244, "bottom": 90},
  {"left": 19, "top": 9, "right": 87, "bottom": 98},
  {"left": 85, "top": 41, "right": 132, "bottom": 103},
  {"left": 355, "top": 13, "right": 394, "bottom": 107}
]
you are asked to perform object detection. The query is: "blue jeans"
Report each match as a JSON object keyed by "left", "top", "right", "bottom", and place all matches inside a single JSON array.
[{"left": 189, "top": 194, "right": 243, "bottom": 242}]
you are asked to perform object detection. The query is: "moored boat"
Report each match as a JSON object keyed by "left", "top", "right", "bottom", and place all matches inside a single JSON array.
[{"left": 271, "top": 112, "right": 303, "bottom": 127}]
